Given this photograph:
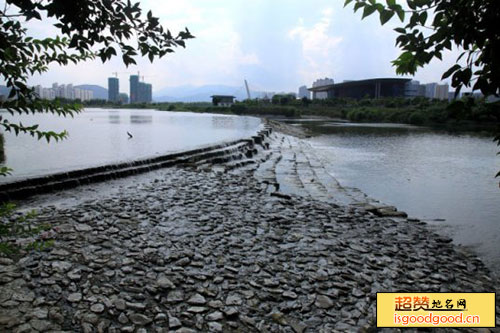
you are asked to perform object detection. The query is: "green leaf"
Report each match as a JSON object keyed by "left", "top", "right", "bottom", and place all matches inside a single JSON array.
[
  {"left": 419, "top": 12, "right": 428, "bottom": 25},
  {"left": 380, "top": 10, "right": 395, "bottom": 25},
  {"left": 414, "top": 0, "right": 431, "bottom": 7},
  {"left": 396, "top": 7, "right": 405, "bottom": 21},
  {"left": 362, "top": 5, "right": 377, "bottom": 19},
  {"left": 354, "top": 2, "right": 366, "bottom": 12}
]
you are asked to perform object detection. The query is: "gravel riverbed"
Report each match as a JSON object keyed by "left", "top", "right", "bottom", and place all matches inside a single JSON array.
[{"left": 0, "top": 130, "right": 498, "bottom": 332}]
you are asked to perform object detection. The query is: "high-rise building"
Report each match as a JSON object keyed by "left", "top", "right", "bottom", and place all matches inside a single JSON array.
[
  {"left": 144, "top": 83, "right": 152, "bottom": 103},
  {"left": 129, "top": 75, "right": 139, "bottom": 103},
  {"left": 138, "top": 82, "right": 147, "bottom": 103},
  {"left": 298, "top": 85, "right": 310, "bottom": 99},
  {"left": 108, "top": 77, "right": 119, "bottom": 102},
  {"left": 424, "top": 83, "right": 437, "bottom": 99},
  {"left": 130, "top": 74, "right": 153, "bottom": 103},
  {"left": 424, "top": 82, "right": 449, "bottom": 100},
  {"left": 435, "top": 84, "right": 449, "bottom": 100},
  {"left": 312, "top": 77, "right": 334, "bottom": 99},
  {"left": 34, "top": 85, "right": 43, "bottom": 98}
]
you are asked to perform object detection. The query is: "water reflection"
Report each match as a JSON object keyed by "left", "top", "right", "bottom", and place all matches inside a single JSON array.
[
  {"left": 211, "top": 116, "right": 235, "bottom": 129},
  {"left": 108, "top": 114, "right": 121, "bottom": 124},
  {"left": 130, "top": 115, "right": 153, "bottom": 124}
]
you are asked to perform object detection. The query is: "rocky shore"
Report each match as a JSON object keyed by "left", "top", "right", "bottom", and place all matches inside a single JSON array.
[{"left": 0, "top": 125, "right": 499, "bottom": 332}]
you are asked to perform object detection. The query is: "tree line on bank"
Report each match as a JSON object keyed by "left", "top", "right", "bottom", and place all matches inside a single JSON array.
[{"left": 81, "top": 95, "right": 499, "bottom": 132}]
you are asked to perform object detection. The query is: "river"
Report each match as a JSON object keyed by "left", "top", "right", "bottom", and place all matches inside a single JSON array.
[
  {"left": 1, "top": 110, "right": 498, "bottom": 276},
  {"left": 290, "top": 119, "right": 499, "bottom": 277},
  {"left": 0, "top": 108, "right": 261, "bottom": 183}
]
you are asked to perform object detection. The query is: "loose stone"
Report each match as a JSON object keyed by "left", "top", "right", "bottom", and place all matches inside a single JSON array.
[
  {"left": 168, "top": 316, "right": 182, "bottom": 329},
  {"left": 315, "top": 295, "right": 334, "bottom": 309},
  {"left": 90, "top": 303, "right": 105, "bottom": 313},
  {"left": 187, "top": 306, "right": 208, "bottom": 313},
  {"left": 67, "top": 293, "right": 82, "bottom": 303},
  {"left": 118, "top": 312, "right": 128, "bottom": 324},
  {"left": 282, "top": 291, "right": 298, "bottom": 299},
  {"left": 187, "top": 293, "right": 206, "bottom": 305},
  {"left": 225, "top": 294, "right": 243, "bottom": 306},
  {"left": 167, "top": 290, "right": 184, "bottom": 303},
  {"left": 208, "top": 321, "right": 223, "bottom": 332},
  {"left": 129, "top": 313, "right": 152, "bottom": 326},
  {"left": 206, "top": 311, "right": 224, "bottom": 321}
]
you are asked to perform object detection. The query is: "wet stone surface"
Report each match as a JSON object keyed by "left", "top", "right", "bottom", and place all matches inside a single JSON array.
[{"left": 0, "top": 131, "right": 499, "bottom": 332}]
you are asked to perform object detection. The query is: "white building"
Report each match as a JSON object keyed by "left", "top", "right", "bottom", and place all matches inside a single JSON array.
[
  {"left": 435, "top": 84, "right": 449, "bottom": 100},
  {"left": 32, "top": 83, "right": 93, "bottom": 101},
  {"left": 424, "top": 83, "right": 437, "bottom": 99},
  {"left": 312, "top": 77, "right": 334, "bottom": 100},
  {"left": 424, "top": 83, "right": 449, "bottom": 100},
  {"left": 45, "top": 88, "right": 55, "bottom": 100},
  {"left": 34, "top": 85, "right": 43, "bottom": 98},
  {"left": 298, "top": 85, "right": 310, "bottom": 99}
]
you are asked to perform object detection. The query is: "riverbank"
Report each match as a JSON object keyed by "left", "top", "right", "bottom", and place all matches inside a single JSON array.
[
  {"left": 87, "top": 96, "right": 500, "bottom": 135},
  {"left": 0, "top": 124, "right": 499, "bottom": 332}
]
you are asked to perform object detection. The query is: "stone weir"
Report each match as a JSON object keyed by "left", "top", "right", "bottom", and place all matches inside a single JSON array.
[{"left": 0, "top": 126, "right": 273, "bottom": 202}]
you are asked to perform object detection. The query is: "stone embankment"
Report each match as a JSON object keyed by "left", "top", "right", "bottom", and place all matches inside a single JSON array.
[{"left": 0, "top": 123, "right": 499, "bottom": 332}]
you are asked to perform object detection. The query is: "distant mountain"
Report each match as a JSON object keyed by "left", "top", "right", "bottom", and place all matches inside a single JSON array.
[
  {"left": 154, "top": 84, "right": 269, "bottom": 103},
  {"left": 75, "top": 84, "right": 108, "bottom": 100}
]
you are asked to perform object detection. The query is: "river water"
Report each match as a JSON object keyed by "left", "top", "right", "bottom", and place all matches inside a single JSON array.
[
  {"left": 0, "top": 108, "right": 261, "bottom": 182},
  {"left": 1, "top": 110, "right": 498, "bottom": 276},
  {"left": 291, "top": 119, "right": 499, "bottom": 276}
]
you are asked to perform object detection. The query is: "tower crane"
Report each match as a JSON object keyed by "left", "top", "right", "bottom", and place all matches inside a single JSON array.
[
  {"left": 111, "top": 71, "right": 130, "bottom": 77},
  {"left": 244, "top": 79, "right": 251, "bottom": 100}
]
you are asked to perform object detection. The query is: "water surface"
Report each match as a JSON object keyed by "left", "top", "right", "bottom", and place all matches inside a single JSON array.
[
  {"left": 295, "top": 120, "right": 499, "bottom": 276},
  {"left": 0, "top": 108, "right": 261, "bottom": 182}
]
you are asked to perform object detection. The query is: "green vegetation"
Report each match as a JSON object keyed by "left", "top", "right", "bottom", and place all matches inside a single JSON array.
[
  {"left": 0, "top": 203, "right": 54, "bottom": 257},
  {"left": 85, "top": 95, "right": 500, "bottom": 132}
]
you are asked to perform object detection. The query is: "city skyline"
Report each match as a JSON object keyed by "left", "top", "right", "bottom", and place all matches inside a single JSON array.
[
  {"left": 33, "top": 83, "right": 94, "bottom": 102},
  {"left": 18, "top": 0, "right": 464, "bottom": 95},
  {"left": 21, "top": 75, "right": 453, "bottom": 103}
]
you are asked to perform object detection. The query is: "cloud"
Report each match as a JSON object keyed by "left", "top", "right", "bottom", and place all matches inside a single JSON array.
[
  {"left": 150, "top": 13, "right": 261, "bottom": 89},
  {"left": 288, "top": 7, "right": 343, "bottom": 84},
  {"left": 23, "top": 1, "right": 260, "bottom": 92},
  {"left": 15, "top": 0, "right": 457, "bottom": 94}
]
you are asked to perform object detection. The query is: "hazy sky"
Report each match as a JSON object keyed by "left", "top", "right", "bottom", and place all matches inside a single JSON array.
[{"left": 14, "top": 0, "right": 461, "bottom": 94}]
